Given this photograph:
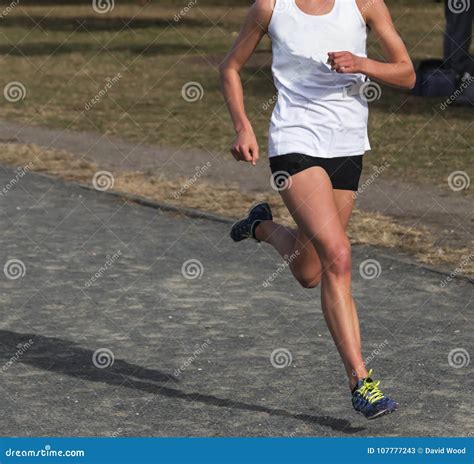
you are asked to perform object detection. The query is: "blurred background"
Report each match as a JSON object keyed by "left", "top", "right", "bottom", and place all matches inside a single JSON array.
[{"left": 0, "top": 0, "right": 472, "bottom": 275}]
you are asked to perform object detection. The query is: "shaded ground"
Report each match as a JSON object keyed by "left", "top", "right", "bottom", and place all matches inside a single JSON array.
[
  {"left": 0, "top": 119, "right": 471, "bottom": 252},
  {"left": 0, "top": 166, "right": 471, "bottom": 436}
]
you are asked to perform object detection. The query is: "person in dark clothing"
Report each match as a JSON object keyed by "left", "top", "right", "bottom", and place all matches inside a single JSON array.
[{"left": 444, "top": 0, "right": 473, "bottom": 80}]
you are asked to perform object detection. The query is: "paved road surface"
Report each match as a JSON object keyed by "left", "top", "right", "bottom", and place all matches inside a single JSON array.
[{"left": 0, "top": 166, "right": 471, "bottom": 436}]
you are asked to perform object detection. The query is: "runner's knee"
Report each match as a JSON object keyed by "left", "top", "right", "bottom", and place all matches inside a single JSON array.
[{"left": 321, "top": 239, "right": 352, "bottom": 277}]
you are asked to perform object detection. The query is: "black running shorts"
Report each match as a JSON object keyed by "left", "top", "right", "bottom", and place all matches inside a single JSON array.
[{"left": 269, "top": 153, "right": 363, "bottom": 191}]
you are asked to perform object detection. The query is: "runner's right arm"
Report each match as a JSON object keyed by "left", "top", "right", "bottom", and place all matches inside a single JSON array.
[{"left": 219, "top": 0, "right": 273, "bottom": 166}]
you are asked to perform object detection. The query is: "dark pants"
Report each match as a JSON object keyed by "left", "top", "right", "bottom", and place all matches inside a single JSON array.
[{"left": 444, "top": 0, "right": 473, "bottom": 76}]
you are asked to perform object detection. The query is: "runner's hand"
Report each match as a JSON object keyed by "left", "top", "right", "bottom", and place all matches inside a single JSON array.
[
  {"left": 230, "top": 129, "right": 259, "bottom": 166},
  {"left": 327, "top": 51, "right": 365, "bottom": 74}
]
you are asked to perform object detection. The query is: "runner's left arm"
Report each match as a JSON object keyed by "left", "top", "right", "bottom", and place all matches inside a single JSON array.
[{"left": 328, "top": 0, "right": 416, "bottom": 89}]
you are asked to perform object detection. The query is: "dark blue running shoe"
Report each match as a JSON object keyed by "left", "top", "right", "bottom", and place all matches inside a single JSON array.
[
  {"left": 230, "top": 202, "right": 273, "bottom": 242},
  {"left": 352, "top": 369, "right": 398, "bottom": 419}
]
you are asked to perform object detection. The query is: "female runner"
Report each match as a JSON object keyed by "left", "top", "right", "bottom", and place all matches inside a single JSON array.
[{"left": 220, "top": 0, "right": 415, "bottom": 419}]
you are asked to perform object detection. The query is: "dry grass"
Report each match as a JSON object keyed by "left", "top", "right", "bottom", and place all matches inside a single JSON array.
[
  {"left": 1, "top": 143, "right": 472, "bottom": 277},
  {"left": 0, "top": 2, "right": 472, "bottom": 190}
]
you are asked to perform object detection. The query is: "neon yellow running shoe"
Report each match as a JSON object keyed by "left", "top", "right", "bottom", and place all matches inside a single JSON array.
[{"left": 352, "top": 369, "right": 398, "bottom": 419}]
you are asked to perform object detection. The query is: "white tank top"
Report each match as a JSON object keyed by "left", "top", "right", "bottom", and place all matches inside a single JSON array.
[{"left": 268, "top": 0, "right": 371, "bottom": 158}]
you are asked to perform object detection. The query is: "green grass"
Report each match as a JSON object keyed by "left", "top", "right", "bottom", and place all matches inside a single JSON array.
[{"left": 0, "top": 1, "right": 471, "bottom": 189}]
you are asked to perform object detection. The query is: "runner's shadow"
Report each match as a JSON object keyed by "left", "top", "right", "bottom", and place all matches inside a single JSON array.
[{"left": 0, "top": 330, "right": 365, "bottom": 434}]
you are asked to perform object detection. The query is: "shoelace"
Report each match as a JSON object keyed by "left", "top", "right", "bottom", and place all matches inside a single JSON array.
[{"left": 357, "top": 369, "right": 385, "bottom": 404}]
